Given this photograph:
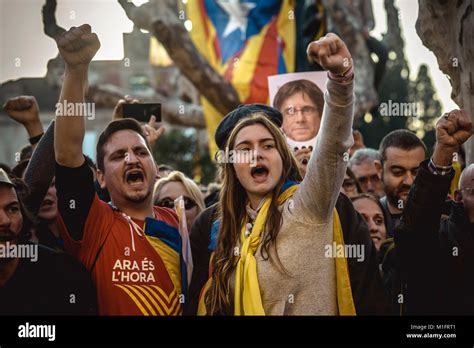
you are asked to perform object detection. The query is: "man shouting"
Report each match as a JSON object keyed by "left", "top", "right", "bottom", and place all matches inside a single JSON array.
[{"left": 54, "top": 24, "right": 184, "bottom": 315}]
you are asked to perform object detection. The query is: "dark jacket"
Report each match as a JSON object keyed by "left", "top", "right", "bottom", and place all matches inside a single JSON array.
[
  {"left": 394, "top": 159, "right": 474, "bottom": 315},
  {"left": 186, "top": 192, "right": 389, "bottom": 315},
  {"left": 379, "top": 196, "right": 401, "bottom": 238}
]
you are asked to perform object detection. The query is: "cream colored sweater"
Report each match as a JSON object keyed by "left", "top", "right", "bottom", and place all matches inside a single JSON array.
[{"left": 248, "top": 78, "right": 354, "bottom": 315}]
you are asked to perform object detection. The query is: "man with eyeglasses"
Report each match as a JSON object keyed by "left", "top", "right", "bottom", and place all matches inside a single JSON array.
[
  {"left": 341, "top": 168, "right": 362, "bottom": 198},
  {"left": 395, "top": 109, "right": 474, "bottom": 314},
  {"left": 349, "top": 148, "right": 385, "bottom": 197},
  {"left": 273, "top": 79, "right": 324, "bottom": 170}
]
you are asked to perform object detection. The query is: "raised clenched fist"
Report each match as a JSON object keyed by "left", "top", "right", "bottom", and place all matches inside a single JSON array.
[
  {"left": 56, "top": 24, "right": 100, "bottom": 69},
  {"left": 3, "top": 96, "right": 39, "bottom": 126},
  {"left": 307, "top": 33, "right": 353, "bottom": 75},
  {"left": 435, "top": 109, "right": 473, "bottom": 150},
  {"left": 3, "top": 95, "right": 44, "bottom": 139}
]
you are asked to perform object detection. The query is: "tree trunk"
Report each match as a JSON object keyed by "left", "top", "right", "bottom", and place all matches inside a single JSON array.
[
  {"left": 383, "top": 0, "right": 408, "bottom": 72},
  {"left": 323, "top": 0, "right": 378, "bottom": 119},
  {"left": 416, "top": 0, "right": 474, "bottom": 164},
  {"left": 118, "top": 0, "right": 240, "bottom": 116}
]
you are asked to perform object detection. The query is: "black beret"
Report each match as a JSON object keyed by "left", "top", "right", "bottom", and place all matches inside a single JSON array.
[{"left": 214, "top": 103, "right": 283, "bottom": 150}]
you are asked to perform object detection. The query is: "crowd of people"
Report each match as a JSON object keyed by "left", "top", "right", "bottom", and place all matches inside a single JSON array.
[{"left": 0, "top": 23, "right": 473, "bottom": 316}]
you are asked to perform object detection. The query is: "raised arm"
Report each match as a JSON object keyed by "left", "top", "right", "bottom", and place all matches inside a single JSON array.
[
  {"left": 398, "top": 110, "right": 472, "bottom": 242},
  {"left": 395, "top": 109, "right": 472, "bottom": 314},
  {"left": 23, "top": 121, "right": 56, "bottom": 215},
  {"left": 293, "top": 33, "right": 355, "bottom": 223},
  {"left": 53, "top": 25, "right": 101, "bottom": 243},
  {"left": 55, "top": 24, "right": 100, "bottom": 167},
  {"left": 3, "top": 96, "right": 53, "bottom": 215}
]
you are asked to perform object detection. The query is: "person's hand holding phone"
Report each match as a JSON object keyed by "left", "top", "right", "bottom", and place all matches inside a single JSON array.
[
  {"left": 112, "top": 96, "right": 163, "bottom": 147},
  {"left": 113, "top": 95, "right": 139, "bottom": 120}
]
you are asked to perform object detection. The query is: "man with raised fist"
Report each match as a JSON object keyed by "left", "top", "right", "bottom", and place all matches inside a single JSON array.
[
  {"left": 395, "top": 109, "right": 474, "bottom": 314},
  {"left": 54, "top": 25, "right": 184, "bottom": 315}
]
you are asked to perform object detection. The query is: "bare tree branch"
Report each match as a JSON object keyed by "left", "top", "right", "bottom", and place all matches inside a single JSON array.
[
  {"left": 117, "top": 0, "right": 240, "bottom": 116},
  {"left": 87, "top": 85, "right": 205, "bottom": 128},
  {"left": 160, "top": 98, "right": 205, "bottom": 128},
  {"left": 42, "top": 0, "right": 65, "bottom": 40}
]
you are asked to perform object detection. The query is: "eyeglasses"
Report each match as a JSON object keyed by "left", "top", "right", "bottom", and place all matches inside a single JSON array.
[
  {"left": 283, "top": 106, "right": 317, "bottom": 118},
  {"left": 155, "top": 197, "right": 197, "bottom": 210}
]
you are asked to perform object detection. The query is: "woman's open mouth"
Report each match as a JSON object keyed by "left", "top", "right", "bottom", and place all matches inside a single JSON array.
[{"left": 251, "top": 165, "right": 269, "bottom": 183}]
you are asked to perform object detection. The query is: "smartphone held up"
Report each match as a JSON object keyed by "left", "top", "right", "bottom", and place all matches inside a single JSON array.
[{"left": 122, "top": 103, "right": 161, "bottom": 123}]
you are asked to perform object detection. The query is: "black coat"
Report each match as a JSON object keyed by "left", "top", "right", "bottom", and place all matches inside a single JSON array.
[
  {"left": 186, "top": 192, "right": 389, "bottom": 315},
  {"left": 395, "top": 159, "right": 474, "bottom": 315}
]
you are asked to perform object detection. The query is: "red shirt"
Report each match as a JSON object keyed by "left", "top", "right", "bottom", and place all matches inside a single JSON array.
[{"left": 57, "top": 195, "right": 182, "bottom": 315}]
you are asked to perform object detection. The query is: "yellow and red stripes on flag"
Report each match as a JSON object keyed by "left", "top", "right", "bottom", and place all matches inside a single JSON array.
[
  {"left": 187, "top": 0, "right": 220, "bottom": 67},
  {"left": 187, "top": 0, "right": 296, "bottom": 157}
]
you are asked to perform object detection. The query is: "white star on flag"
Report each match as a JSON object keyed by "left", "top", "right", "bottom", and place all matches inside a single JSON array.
[{"left": 216, "top": 0, "right": 257, "bottom": 40}]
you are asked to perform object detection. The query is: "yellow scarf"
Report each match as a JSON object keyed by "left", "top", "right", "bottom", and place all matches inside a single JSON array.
[
  {"left": 449, "top": 161, "right": 462, "bottom": 198},
  {"left": 198, "top": 186, "right": 356, "bottom": 316},
  {"left": 234, "top": 186, "right": 297, "bottom": 315}
]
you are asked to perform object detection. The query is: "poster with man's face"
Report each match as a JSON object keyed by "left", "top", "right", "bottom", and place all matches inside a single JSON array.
[
  {"left": 268, "top": 71, "right": 328, "bottom": 145},
  {"left": 268, "top": 71, "right": 327, "bottom": 106}
]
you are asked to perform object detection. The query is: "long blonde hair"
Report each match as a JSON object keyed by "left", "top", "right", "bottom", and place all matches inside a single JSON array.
[{"left": 205, "top": 113, "right": 302, "bottom": 315}]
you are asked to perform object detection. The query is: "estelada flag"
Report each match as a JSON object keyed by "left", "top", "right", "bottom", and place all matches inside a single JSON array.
[{"left": 186, "top": 0, "right": 296, "bottom": 156}]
